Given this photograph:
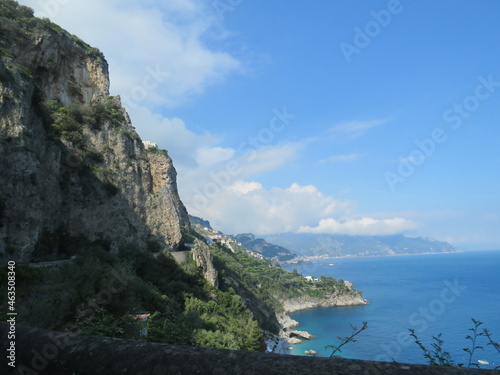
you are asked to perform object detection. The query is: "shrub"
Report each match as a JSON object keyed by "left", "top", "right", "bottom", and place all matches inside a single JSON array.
[
  {"left": 45, "top": 103, "right": 85, "bottom": 147},
  {"left": 92, "top": 97, "right": 125, "bottom": 129},
  {"left": 410, "top": 319, "right": 500, "bottom": 369},
  {"left": 43, "top": 96, "right": 127, "bottom": 147},
  {"left": 146, "top": 240, "right": 162, "bottom": 253},
  {"left": 146, "top": 147, "right": 168, "bottom": 157}
]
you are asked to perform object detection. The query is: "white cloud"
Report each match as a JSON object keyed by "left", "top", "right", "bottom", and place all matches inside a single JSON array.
[
  {"left": 330, "top": 118, "right": 390, "bottom": 138},
  {"left": 319, "top": 153, "right": 365, "bottom": 163},
  {"left": 298, "top": 217, "right": 418, "bottom": 236},
  {"left": 186, "top": 180, "right": 417, "bottom": 236},
  {"left": 22, "top": 0, "right": 240, "bottom": 107},
  {"left": 196, "top": 147, "right": 236, "bottom": 166},
  {"left": 286, "top": 183, "right": 318, "bottom": 194},
  {"left": 188, "top": 181, "right": 353, "bottom": 234},
  {"left": 127, "top": 105, "right": 219, "bottom": 171},
  {"left": 237, "top": 142, "right": 304, "bottom": 178},
  {"left": 178, "top": 141, "right": 304, "bottom": 210},
  {"left": 227, "top": 181, "right": 263, "bottom": 195}
]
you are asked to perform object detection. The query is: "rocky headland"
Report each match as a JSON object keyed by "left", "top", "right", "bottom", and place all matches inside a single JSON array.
[{"left": 274, "top": 291, "right": 369, "bottom": 349}]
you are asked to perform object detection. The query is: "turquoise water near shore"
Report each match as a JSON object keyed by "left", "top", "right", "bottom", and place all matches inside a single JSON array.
[{"left": 282, "top": 250, "right": 500, "bottom": 369}]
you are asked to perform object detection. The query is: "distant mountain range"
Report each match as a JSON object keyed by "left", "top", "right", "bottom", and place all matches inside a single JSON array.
[
  {"left": 188, "top": 216, "right": 458, "bottom": 260},
  {"left": 262, "top": 233, "right": 458, "bottom": 258}
]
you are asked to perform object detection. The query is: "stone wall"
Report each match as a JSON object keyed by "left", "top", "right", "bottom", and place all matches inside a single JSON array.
[
  {"left": 171, "top": 250, "right": 191, "bottom": 264},
  {"left": 1, "top": 324, "right": 498, "bottom": 375}
]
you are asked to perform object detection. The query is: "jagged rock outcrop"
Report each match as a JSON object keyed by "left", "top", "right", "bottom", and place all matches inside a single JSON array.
[
  {"left": 191, "top": 239, "right": 218, "bottom": 288},
  {"left": 290, "top": 330, "right": 314, "bottom": 340},
  {"left": 281, "top": 293, "right": 368, "bottom": 314},
  {"left": 145, "top": 151, "right": 190, "bottom": 248},
  {"left": 0, "top": 4, "right": 189, "bottom": 261}
]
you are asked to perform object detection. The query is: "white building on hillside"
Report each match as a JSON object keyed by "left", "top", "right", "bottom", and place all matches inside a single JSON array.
[{"left": 143, "top": 141, "right": 158, "bottom": 149}]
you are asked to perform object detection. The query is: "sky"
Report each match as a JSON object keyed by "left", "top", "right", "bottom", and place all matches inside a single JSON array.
[{"left": 19, "top": 0, "right": 500, "bottom": 250}]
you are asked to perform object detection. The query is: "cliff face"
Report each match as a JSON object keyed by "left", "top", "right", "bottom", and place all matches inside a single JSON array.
[
  {"left": 0, "top": 5, "right": 189, "bottom": 261},
  {"left": 191, "top": 239, "right": 218, "bottom": 288}
]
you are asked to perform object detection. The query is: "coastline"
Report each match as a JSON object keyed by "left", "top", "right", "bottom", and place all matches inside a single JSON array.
[
  {"left": 273, "top": 254, "right": 463, "bottom": 355},
  {"left": 284, "top": 250, "right": 462, "bottom": 265},
  {"left": 275, "top": 251, "right": 500, "bottom": 365},
  {"left": 277, "top": 252, "right": 457, "bottom": 353},
  {"left": 272, "top": 293, "right": 368, "bottom": 354}
]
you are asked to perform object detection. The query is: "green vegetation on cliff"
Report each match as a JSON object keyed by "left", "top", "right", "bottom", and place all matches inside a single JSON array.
[
  {"left": 42, "top": 97, "right": 126, "bottom": 147},
  {"left": 215, "top": 245, "right": 360, "bottom": 304},
  {"left": 0, "top": 236, "right": 262, "bottom": 351},
  {"left": 0, "top": 234, "right": 361, "bottom": 351},
  {"left": 0, "top": 0, "right": 104, "bottom": 60},
  {"left": 211, "top": 243, "right": 362, "bottom": 332}
]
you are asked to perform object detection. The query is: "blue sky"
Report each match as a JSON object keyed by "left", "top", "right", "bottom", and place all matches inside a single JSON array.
[{"left": 21, "top": 0, "right": 500, "bottom": 250}]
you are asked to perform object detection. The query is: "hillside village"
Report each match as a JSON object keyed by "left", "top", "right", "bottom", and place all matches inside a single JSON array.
[{"left": 189, "top": 217, "right": 266, "bottom": 260}]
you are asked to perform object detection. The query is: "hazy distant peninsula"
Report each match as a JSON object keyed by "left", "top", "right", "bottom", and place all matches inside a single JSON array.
[
  {"left": 190, "top": 214, "right": 458, "bottom": 262},
  {"left": 262, "top": 233, "right": 458, "bottom": 259}
]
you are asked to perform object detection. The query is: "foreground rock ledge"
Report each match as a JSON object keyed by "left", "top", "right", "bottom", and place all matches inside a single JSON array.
[{"left": 1, "top": 324, "right": 498, "bottom": 375}]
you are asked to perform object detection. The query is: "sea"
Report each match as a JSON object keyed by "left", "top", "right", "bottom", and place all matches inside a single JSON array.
[{"left": 282, "top": 250, "right": 500, "bottom": 369}]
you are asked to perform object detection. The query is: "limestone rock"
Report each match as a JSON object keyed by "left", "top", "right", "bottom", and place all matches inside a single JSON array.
[
  {"left": 191, "top": 239, "right": 218, "bottom": 288},
  {"left": 281, "top": 293, "right": 368, "bottom": 314},
  {"left": 0, "top": 9, "right": 189, "bottom": 261},
  {"left": 287, "top": 337, "right": 302, "bottom": 345},
  {"left": 291, "top": 330, "right": 314, "bottom": 340},
  {"left": 276, "top": 313, "right": 299, "bottom": 331}
]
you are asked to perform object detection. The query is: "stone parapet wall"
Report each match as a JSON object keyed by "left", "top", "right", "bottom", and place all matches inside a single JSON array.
[{"left": 1, "top": 324, "right": 498, "bottom": 375}]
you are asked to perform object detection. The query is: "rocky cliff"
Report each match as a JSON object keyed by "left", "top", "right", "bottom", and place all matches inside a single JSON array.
[
  {"left": 0, "top": 2, "right": 189, "bottom": 261},
  {"left": 191, "top": 238, "right": 218, "bottom": 288},
  {"left": 281, "top": 293, "right": 368, "bottom": 314}
]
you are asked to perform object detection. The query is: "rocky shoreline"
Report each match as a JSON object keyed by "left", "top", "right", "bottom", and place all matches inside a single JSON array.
[{"left": 269, "top": 293, "right": 369, "bottom": 354}]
